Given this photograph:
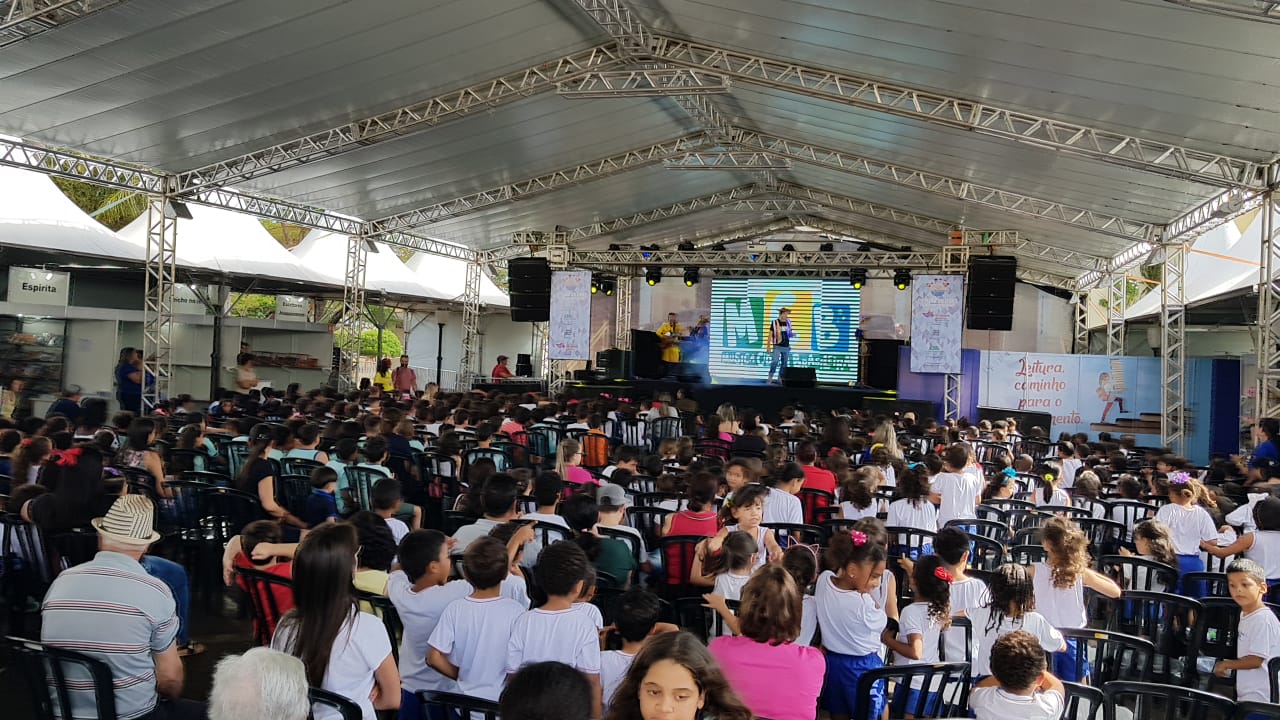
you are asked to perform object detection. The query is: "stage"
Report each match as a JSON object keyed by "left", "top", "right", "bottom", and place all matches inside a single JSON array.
[{"left": 562, "top": 379, "right": 937, "bottom": 420}]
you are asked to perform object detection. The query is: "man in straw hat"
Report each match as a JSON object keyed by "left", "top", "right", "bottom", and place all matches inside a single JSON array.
[{"left": 41, "top": 494, "right": 206, "bottom": 719}]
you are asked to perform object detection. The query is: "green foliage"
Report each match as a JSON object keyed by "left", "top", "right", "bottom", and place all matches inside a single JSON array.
[
  {"left": 335, "top": 328, "right": 403, "bottom": 358},
  {"left": 229, "top": 293, "right": 278, "bottom": 319},
  {"left": 53, "top": 178, "right": 146, "bottom": 230},
  {"left": 261, "top": 220, "right": 309, "bottom": 248}
]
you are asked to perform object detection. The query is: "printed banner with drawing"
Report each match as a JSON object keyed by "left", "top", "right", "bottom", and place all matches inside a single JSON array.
[
  {"left": 910, "top": 275, "right": 964, "bottom": 374},
  {"left": 549, "top": 270, "right": 592, "bottom": 360}
]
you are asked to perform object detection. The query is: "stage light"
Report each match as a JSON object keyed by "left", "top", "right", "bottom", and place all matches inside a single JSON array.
[
  {"left": 677, "top": 241, "right": 695, "bottom": 252},
  {"left": 894, "top": 269, "right": 912, "bottom": 290},
  {"left": 599, "top": 276, "right": 615, "bottom": 296},
  {"left": 591, "top": 281, "right": 599, "bottom": 294},
  {"left": 641, "top": 244, "right": 659, "bottom": 260},
  {"left": 850, "top": 268, "right": 867, "bottom": 290},
  {"left": 683, "top": 268, "right": 700, "bottom": 287},
  {"left": 782, "top": 243, "right": 796, "bottom": 252},
  {"left": 711, "top": 243, "right": 726, "bottom": 251},
  {"left": 820, "top": 242, "right": 834, "bottom": 252},
  {"left": 646, "top": 268, "right": 662, "bottom": 286}
]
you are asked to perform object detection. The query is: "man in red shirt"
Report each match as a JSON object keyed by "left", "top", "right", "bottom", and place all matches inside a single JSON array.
[
  {"left": 491, "top": 355, "right": 514, "bottom": 379},
  {"left": 796, "top": 441, "right": 837, "bottom": 495},
  {"left": 391, "top": 354, "right": 417, "bottom": 395}
]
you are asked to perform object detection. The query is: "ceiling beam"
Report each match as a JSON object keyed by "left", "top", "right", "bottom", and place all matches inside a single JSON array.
[
  {"left": 0, "top": 135, "right": 165, "bottom": 193},
  {"left": 171, "top": 44, "right": 625, "bottom": 192},
  {"left": 520, "top": 184, "right": 762, "bottom": 243},
  {"left": 557, "top": 68, "right": 730, "bottom": 96},
  {"left": 774, "top": 184, "right": 1110, "bottom": 273},
  {"left": 664, "top": 151, "right": 791, "bottom": 170},
  {"left": 1, "top": 0, "right": 129, "bottom": 47},
  {"left": 368, "top": 133, "right": 711, "bottom": 234},
  {"left": 651, "top": 35, "right": 1266, "bottom": 189},
  {"left": 1162, "top": 0, "right": 1280, "bottom": 22},
  {"left": 735, "top": 129, "right": 1157, "bottom": 242}
]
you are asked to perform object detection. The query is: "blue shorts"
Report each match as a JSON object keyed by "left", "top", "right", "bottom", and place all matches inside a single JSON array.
[
  {"left": 1052, "top": 636, "right": 1091, "bottom": 683},
  {"left": 1177, "top": 554, "right": 1205, "bottom": 597},
  {"left": 901, "top": 688, "right": 940, "bottom": 717},
  {"left": 822, "top": 651, "right": 885, "bottom": 718}
]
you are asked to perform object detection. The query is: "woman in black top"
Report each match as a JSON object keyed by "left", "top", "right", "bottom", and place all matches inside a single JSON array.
[{"left": 236, "top": 423, "right": 307, "bottom": 534}]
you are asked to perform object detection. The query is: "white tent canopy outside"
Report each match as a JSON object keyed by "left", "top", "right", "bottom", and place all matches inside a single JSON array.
[
  {"left": 118, "top": 203, "right": 342, "bottom": 289},
  {"left": 1125, "top": 208, "right": 1269, "bottom": 320},
  {"left": 291, "top": 229, "right": 452, "bottom": 303},
  {"left": 0, "top": 166, "right": 145, "bottom": 263},
  {"left": 406, "top": 252, "right": 509, "bottom": 307}
]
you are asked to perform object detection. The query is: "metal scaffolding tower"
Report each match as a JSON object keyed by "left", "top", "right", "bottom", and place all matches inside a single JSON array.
[
  {"left": 1073, "top": 292, "right": 1090, "bottom": 354},
  {"left": 338, "top": 236, "right": 368, "bottom": 392},
  {"left": 1106, "top": 273, "right": 1127, "bottom": 355},
  {"left": 614, "top": 275, "right": 633, "bottom": 350},
  {"left": 458, "top": 258, "right": 483, "bottom": 391},
  {"left": 1160, "top": 234, "right": 1187, "bottom": 454},
  {"left": 1257, "top": 190, "right": 1280, "bottom": 419},
  {"left": 141, "top": 195, "right": 177, "bottom": 412}
]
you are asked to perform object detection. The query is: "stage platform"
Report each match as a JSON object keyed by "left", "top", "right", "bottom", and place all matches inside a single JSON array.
[{"left": 562, "top": 379, "right": 937, "bottom": 420}]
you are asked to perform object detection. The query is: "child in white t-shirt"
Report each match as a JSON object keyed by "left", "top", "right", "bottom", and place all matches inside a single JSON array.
[
  {"left": 1156, "top": 473, "right": 1219, "bottom": 596},
  {"left": 1204, "top": 496, "right": 1280, "bottom": 589},
  {"left": 691, "top": 529, "right": 756, "bottom": 598},
  {"left": 970, "top": 630, "right": 1066, "bottom": 720},
  {"left": 962, "top": 563, "right": 1065, "bottom": 678},
  {"left": 506, "top": 541, "right": 604, "bottom": 718},
  {"left": 1217, "top": 558, "right": 1280, "bottom": 703},
  {"left": 1031, "top": 517, "right": 1121, "bottom": 683},
  {"left": 782, "top": 544, "right": 821, "bottom": 646},
  {"left": 886, "top": 468, "right": 938, "bottom": 533},
  {"left": 427, "top": 537, "right": 527, "bottom": 702},
  {"left": 930, "top": 446, "right": 983, "bottom": 527},
  {"left": 882, "top": 555, "right": 952, "bottom": 716},
  {"left": 600, "top": 589, "right": 677, "bottom": 708},
  {"left": 815, "top": 529, "right": 890, "bottom": 720}
]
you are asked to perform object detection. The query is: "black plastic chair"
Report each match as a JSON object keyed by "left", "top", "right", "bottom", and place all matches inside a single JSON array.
[
  {"left": 598, "top": 526, "right": 642, "bottom": 561},
  {"left": 442, "top": 511, "right": 474, "bottom": 536},
  {"left": 463, "top": 447, "right": 511, "bottom": 473},
  {"left": 343, "top": 466, "right": 387, "bottom": 512},
  {"left": 1007, "top": 509, "right": 1052, "bottom": 533},
  {"left": 853, "top": 662, "right": 971, "bottom": 719},
  {"left": 200, "top": 486, "right": 264, "bottom": 543},
  {"left": 885, "top": 526, "right": 936, "bottom": 558},
  {"left": 966, "top": 534, "right": 1006, "bottom": 572},
  {"left": 1109, "top": 500, "right": 1157, "bottom": 535},
  {"left": 418, "top": 690, "right": 500, "bottom": 720},
  {"left": 659, "top": 535, "right": 703, "bottom": 598},
  {"left": 533, "top": 521, "right": 573, "bottom": 549},
  {"left": 626, "top": 507, "right": 673, "bottom": 552},
  {"left": 648, "top": 417, "right": 684, "bottom": 450},
  {"left": 1076, "top": 517, "right": 1128, "bottom": 557},
  {"left": 1099, "top": 554, "right": 1178, "bottom": 593},
  {"left": 944, "top": 517, "right": 1011, "bottom": 544},
  {"left": 280, "top": 456, "right": 324, "bottom": 477},
  {"left": 277, "top": 473, "right": 312, "bottom": 516},
  {"left": 819, "top": 517, "right": 862, "bottom": 539},
  {"left": 1010, "top": 526, "right": 1044, "bottom": 545},
  {"left": 309, "top": 687, "right": 361, "bottom": 720},
  {"left": 1271, "top": 656, "right": 1280, "bottom": 702},
  {"left": 1193, "top": 597, "right": 1241, "bottom": 693},
  {"left": 1059, "top": 627, "right": 1155, "bottom": 687},
  {"left": 1008, "top": 543, "right": 1047, "bottom": 565},
  {"left": 763, "top": 522, "right": 825, "bottom": 547},
  {"left": 798, "top": 488, "right": 835, "bottom": 526},
  {"left": 236, "top": 566, "right": 295, "bottom": 646},
  {"left": 634, "top": 491, "right": 682, "bottom": 509},
  {"left": 939, "top": 616, "right": 972, "bottom": 663},
  {"left": 1, "top": 513, "right": 56, "bottom": 632},
  {"left": 1102, "top": 680, "right": 1235, "bottom": 720},
  {"left": 356, "top": 590, "right": 404, "bottom": 664},
  {"left": 1234, "top": 702, "right": 1280, "bottom": 720},
  {"left": 675, "top": 596, "right": 738, "bottom": 643},
  {"left": 1184, "top": 571, "right": 1232, "bottom": 599},
  {"left": 1063, "top": 681, "right": 1106, "bottom": 720},
  {"left": 1108, "top": 590, "right": 1203, "bottom": 684},
  {"left": 224, "top": 440, "right": 250, "bottom": 479},
  {"left": 7, "top": 635, "right": 118, "bottom": 720}
]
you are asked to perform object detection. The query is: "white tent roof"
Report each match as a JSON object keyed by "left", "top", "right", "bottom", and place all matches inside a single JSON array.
[
  {"left": 0, "top": 165, "right": 145, "bottom": 263},
  {"left": 291, "top": 229, "right": 451, "bottom": 303},
  {"left": 118, "top": 203, "right": 341, "bottom": 288},
  {"left": 405, "top": 252, "right": 509, "bottom": 307},
  {"left": 1126, "top": 208, "right": 1267, "bottom": 320}
]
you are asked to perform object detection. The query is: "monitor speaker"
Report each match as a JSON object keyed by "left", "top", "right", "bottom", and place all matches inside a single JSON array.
[
  {"left": 629, "top": 330, "right": 664, "bottom": 380},
  {"left": 515, "top": 353, "right": 533, "bottom": 377},
  {"left": 508, "top": 258, "right": 551, "bottom": 322},
  {"left": 966, "top": 257, "right": 1016, "bottom": 331},
  {"left": 782, "top": 367, "right": 816, "bottom": 388}
]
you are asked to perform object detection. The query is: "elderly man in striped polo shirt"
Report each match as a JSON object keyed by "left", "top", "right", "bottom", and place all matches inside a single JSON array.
[{"left": 41, "top": 495, "right": 205, "bottom": 720}]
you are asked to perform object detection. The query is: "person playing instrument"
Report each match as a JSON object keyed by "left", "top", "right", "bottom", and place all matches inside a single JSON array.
[
  {"left": 767, "top": 307, "right": 794, "bottom": 385},
  {"left": 492, "top": 355, "right": 514, "bottom": 380},
  {"left": 657, "top": 313, "right": 685, "bottom": 366}
]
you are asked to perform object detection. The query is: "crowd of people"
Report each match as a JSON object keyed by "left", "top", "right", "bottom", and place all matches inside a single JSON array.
[{"left": 3, "top": 383, "right": 1280, "bottom": 720}]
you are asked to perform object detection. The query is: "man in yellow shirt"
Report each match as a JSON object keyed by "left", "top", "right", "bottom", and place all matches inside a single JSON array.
[{"left": 656, "top": 312, "right": 685, "bottom": 368}]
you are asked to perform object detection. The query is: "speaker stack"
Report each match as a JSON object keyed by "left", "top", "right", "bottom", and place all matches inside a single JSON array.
[
  {"left": 508, "top": 258, "right": 551, "bottom": 322},
  {"left": 966, "top": 257, "right": 1017, "bottom": 331}
]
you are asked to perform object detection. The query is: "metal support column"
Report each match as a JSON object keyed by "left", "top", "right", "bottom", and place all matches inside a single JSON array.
[
  {"left": 943, "top": 373, "right": 961, "bottom": 422},
  {"left": 1257, "top": 187, "right": 1280, "bottom": 419},
  {"left": 458, "top": 258, "right": 483, "bottom": 391},
  {"left": 1073, "top": 292, "right": 1090, "bottom": 354},
  {"left": 1160, "top": 233, "right": 1187, "bottom": 454},
  {"left": 614, "top": 275, "right": 633, "bottom": 350},
  {"left": 338, "top": 235, "right": 368, "bottom": 392},
  {"left": 1106, "top": 273, "right": 1127, "bottom": 355},
  {"left": 142, "top": 196, "right": 177, "bottom": 412},
  {"left": 534, "top": 322, "right": 550, "bottom": 392}
]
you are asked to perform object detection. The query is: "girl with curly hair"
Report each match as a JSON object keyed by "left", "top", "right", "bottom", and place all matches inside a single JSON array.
[{"left": 1030, "top": 517, "right": 1121, "bottom": 682}]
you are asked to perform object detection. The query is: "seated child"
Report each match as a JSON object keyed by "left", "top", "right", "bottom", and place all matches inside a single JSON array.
[
  {"left": 599, "top": 589, "right": 672, "bottom": 707},
  {"left": 372, "top": 477, "right": 413, "bottom": 545},
  {"left": 1217, "top": 558, "right": 1280, "bottom": 704},
  {"left": 228, "top": 520, "right": 296, "bottom": 638},
  {"left": 301, "top": 466, "right": 339, "bottom": 528},
  {"left": 970, "top": 630, "right": 1065, "bottom": 720}
]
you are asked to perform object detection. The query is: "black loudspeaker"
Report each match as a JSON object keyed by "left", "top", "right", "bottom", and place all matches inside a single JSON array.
[
  {"left": 966, "top": 257, "right": 1017, "bottom": 331},
  {"left": 629, "top": 330, "right": 664, "bottom": 380},
  {"left": 596, "top": 348, "right": 627, "bottom": 379},
  {"left": 508, "top": 258, "right": 551, "bottom": 322},
  {"left": 782, "top": 367, "right": 816, "bottom": 388},
  {"left": 515, "top": 353, "right": 533, "bottom": 377},
  {"left": 864, "top": 339, "right": 903, "bottom": 390}
]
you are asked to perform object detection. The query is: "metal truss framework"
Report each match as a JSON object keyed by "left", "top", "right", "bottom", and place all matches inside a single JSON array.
[
  {"left": 458, "top": 259, "right": 483, "bottom": 391},
  {"left": 650, "top": 35, "right": 1266, "bottom": 189},
  {"left": 1, "top": 0, "right": 127, "bottom": 47},
  {"left": 723, "top": 199, "right": 823, "bottom": 213},
  {"left": 173, "top": 45, "right": 625, "bottom": 192},
  {"left": 664, "top": 152, "right": 791, "bottom": 170},
  {"left": 557, "top": 68, "right": 729, "bottom": 96},
  {"left": 1106, "top": 273, "right": 1127, "bottom": 355},
  {"left": 338, "top": 236, "right": 368, "bottom": 391},
  {"left": 142, "top": 196, "right": 176, "bottom": 411},
  {"left": 944, "top": 373, "right": 961, "bottom": 422},
  {"left": 1163, "top": 0, "right": 1280, "bottom": 22},
  {"left": 1257, "top": 192, "right": 1280, "bottom": 419},
  {"left": 558, "top": 184, "right": 761, "bottom": 242},
  {"left": 735, "top": 130, "right": 1157, "bottom": 242},
  {"left": 614, "top": 276, "right": 633, "bottom": 350},
  {"left": 1160, "top": 239, "right": 1188, "bottom": 454},
  {"left": 370, "top": 133, "right": 710, "bottom": 234},
  {"left": 1073, "top": 294, "right": 1090, "bottom": 354}
]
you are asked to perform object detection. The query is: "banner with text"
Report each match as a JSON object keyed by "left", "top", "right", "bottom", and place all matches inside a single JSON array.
[
  {"left": 978, "top": 351, "right": 1162, "bottom": 440},
  {"left": 8, "top": 266, "right": 69, "bottom": 306},
  {"left": 910, "top": 274, "right": 964, "bottom": 374},
  {"left": 549, "top": 270, "right": 592, "bottom": 360}
]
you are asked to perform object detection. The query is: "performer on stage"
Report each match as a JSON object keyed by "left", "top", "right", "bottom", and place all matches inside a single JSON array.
[
  {"left": 491, "top": 354, "right": 514, "bottom": 379},
  {"left": 656, "top": 312, "right": 685, "bottom": 378},
  {"left": 767, "top": 306, "right": 794, "bottom": 384}
]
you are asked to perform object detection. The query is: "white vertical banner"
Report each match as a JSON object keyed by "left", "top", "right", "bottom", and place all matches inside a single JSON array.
[
  {"left": 549, "top": 270, "right": 592, "bottom": 360},
  {"left": 910, "top": 274, "right": 965, "bottom": 373}
]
